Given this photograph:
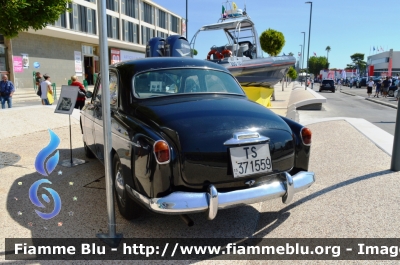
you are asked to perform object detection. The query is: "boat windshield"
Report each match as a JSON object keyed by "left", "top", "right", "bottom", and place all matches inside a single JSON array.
[{"left": 133, "top": 68, "right": 245, "bottom": 99}]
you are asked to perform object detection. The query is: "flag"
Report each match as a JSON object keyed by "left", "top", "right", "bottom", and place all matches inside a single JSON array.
[
  {"left": 222, "top": 5, "right": 226, "bottom": 17},
  {"left": 373, "top": 46, "right": 375, "bottom": 51},
  {"left": 313, "top": 52, "right": 316, "bottom": 56},
  {"left": 380, "top": 46, "right": 384, "bottom": 51},
  {"left": 232, "top": 2, "right": 238, "bottom": 11},
  {"left": 298, "top": 52, "right": 301, "bottom": 56}
]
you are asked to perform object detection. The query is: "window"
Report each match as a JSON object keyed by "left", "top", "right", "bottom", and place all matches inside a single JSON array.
[
  {"left": 170, "top": 14, "right": 179, "bottom": 33},
  {"left": 122, "top": 0, "right": 138, "bottom": 18},
  {"left": 141, "top": 2, "right": 153, "bottom": 24},
  {"left": 133, "top": 68, "right": 244, "bottom": 99},
  {"left": 109, "top": 71, "right": 119, "bottom": 107},
  {"left": 107, "top": 15, "right": 119, "bottom": 39},
  {"left": 141, "top": 25, "right": 154, "bottom": 45},
  {"left": 69, "top": 4, "right": 96, "bottom": 34},
  {"left": 85, "top": 0, "right": 96, "bottom": 2},
  {"left": 123, "top": 20, "right": 139, "bottom": 43},
  {"left": 106, "top": 0, "right": 118, "bottom": 12},
  {"left": 158, "top": 9, "right": 167, "bottom": 29},
  {"left": 54, "top": 12, "right": 67, "bottom": 28},
  {"left": 157, "top": 31, "right": 166, "bottom": 39}
]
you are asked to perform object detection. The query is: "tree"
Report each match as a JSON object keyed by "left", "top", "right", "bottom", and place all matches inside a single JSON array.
[
  {"left": 350, "top": 53, "right": 367, "bottom": 73},
  {"left": 259, "top": 28, "right": 285, "bottom": 57},
  {"left": 288, "top": 52, "right": 294, "bottom": 56},
  {"left": 308, "top": 56, "right": 329, "bottom": 76},
  {"left": 325, "top": 46, "right": 331, "bottom": 62},
  {"left": 287, "top": 66, "right": 297, "bottom": 79},
  {"left": 1, "top": 0, "right": 71, "bottom": 38}
]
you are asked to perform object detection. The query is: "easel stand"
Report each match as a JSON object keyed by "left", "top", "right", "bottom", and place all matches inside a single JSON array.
[{"left": 60, "top": 115, "right": 86, "bottom": 167}]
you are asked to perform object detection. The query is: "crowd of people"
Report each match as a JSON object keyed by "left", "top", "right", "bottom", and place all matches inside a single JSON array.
[{"left": 35, "top": 72, "right": 87, "bottom": 109}]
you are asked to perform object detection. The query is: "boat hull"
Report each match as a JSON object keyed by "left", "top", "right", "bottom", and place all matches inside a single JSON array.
[{"left": 218, "top": 56, "right": 296, "bottom": 87}]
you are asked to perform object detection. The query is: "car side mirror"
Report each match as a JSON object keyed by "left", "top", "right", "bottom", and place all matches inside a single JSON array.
[{"left": 86, "top": 91, "right": 93, "bottom": 98}]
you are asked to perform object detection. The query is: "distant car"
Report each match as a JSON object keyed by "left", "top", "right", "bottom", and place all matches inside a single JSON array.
[
  {"left": 356, "top": 77, "right": 367, "bottom": 88},
  {"left": 319, "top": 79, "right": 335, "bottom": 93},
  {"left": 388, "top": 83, "right": 398, "bottom": 97}
]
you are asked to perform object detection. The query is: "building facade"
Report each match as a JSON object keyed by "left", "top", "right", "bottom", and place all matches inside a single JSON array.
[
  {"left": 1, "top": 0, "right": 183, "bottom": 88},
  {"left": 367, "top": 49, "right": 400, "bottom": 77}
]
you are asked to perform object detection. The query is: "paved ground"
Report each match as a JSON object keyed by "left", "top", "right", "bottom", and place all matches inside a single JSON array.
[{"left": 1, "top": 84, "right": 399, "bottom": 264}]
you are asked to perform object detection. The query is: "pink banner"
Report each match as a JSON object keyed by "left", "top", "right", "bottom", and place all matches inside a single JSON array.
[{"left": 13, "top": 56, "right": 23, "bottom": 73}]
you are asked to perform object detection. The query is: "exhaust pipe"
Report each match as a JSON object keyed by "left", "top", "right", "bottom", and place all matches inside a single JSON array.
[{"left": 180, "top": 214, "right": 194, "bottom": 227}]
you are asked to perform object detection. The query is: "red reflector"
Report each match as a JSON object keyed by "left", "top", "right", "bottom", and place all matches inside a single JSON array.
[
  {"left": 301, "top": 127, "right": 312, "bottom": 146},
  {"left": 153, "top": 141, "right": 170, "bottom": 163}
]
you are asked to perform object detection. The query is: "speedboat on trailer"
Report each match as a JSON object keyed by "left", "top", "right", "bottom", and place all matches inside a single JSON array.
[{"left": 190, "top": 1, "right": 296, "bottom": 87}]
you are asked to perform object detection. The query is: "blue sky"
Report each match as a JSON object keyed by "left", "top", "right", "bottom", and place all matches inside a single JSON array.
[{"left": 152, "top": 0, "right": 399, "bottom": 69}]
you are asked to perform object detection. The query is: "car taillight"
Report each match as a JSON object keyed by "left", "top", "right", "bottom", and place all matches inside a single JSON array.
[
  {"left": 300, "top": 127, "right": 312, "bottom": 146},
  {"left": 153, "top": 140, "right": 170, "bottom": 164}
]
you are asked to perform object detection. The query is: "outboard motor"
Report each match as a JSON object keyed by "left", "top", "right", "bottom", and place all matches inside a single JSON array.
[
  {"left": 145, "top": 37, "right": 165, "bottom": 57},
  {"left": 164, "top": 35, "right": 192, "bottom": 58}
]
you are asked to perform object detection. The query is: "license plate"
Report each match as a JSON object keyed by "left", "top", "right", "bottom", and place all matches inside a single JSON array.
[{"left": 230, "top": 144, "right": 272, "bottom": 178}]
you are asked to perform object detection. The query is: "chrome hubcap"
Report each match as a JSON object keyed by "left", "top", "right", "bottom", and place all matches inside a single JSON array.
[{"left": 115, "top": 170, "right": 125, "bottom": 206}]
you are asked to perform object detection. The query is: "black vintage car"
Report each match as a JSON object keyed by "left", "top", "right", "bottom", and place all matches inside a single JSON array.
[{"left": 80, "top": 37, "right": 315, "bottom": 223}]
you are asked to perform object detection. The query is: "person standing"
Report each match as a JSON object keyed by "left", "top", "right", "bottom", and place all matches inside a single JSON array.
[
  {"left": 382, "top": 77, "right": 390, "bottom": 98},
  {"left": 0, "top": 74, "right": 15, "bottom": 109},
  {"left": 40, "top": 74, "right": 53, "bottom": 105},
  {"left": 366, "top": 78, "right": 374, "bottom": 98},
  {"left": 35, "top": 72, "right": 44, "bottom": 102},
  {"left": 373, "top": 80, "right": 381, "bottom": 98},
  {"left": 70, "top": 75, "right": 86, "bottom": 110}
]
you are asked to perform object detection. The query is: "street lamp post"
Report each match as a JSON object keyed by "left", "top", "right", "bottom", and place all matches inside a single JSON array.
[
  {"left": 301, "top": 32, "right": 305, "bottom": 86},
  {"left": 299, "top": 44, "right": 302, "bottom": 69},
  {"left": 305, "top": 2, "right": 312, "bottom": 90},
  {"left": 299, "top": 44, "right": 303, "bottom": 85},
  {"left": 186, "top": 0, "right": 188, "bottom": 39}
]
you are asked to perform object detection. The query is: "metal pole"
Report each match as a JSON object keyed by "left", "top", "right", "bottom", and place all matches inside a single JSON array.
[
  {"left": 391, "top": 101, "right": 400, "bottom": 171},
  {"left": 186, "top": 0, "right": 188, "bottom": 39},
  {"left": 96, "top": 0, "right": 121, "bottom": 243},
  {"left": 301, "top": 32, "right": 305, "bottom": 74},
  {"left": 305, "top": 2, "right": 312, "bottom": 90},
  {"left": 69, "top": 115, "right": 72, "bottom": 164}
]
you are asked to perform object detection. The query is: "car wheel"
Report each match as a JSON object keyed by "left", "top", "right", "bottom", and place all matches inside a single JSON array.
[
  {"left": 84, "top": 142, "right": 95, "bottom": 158},
  {"left": 388, "top": 90, "right": 394, "bottom": 97},
  {"left": 332, "top": 89, "right": 335, "bottom": 93},
  {"left": 319, "top": 89, "right": 321, "bottom": 92},
  {"left": 113, "top": 154, "right": 143, "bottom": 220}
]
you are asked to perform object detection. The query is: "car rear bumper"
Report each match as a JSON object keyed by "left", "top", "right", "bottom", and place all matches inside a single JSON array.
[{"left": 126, "top": 171, "right": 315, "bottom": 220}]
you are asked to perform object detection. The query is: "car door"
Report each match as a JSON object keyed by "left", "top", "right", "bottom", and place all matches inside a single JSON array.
[
  {"left": 92, "top": 70, "right": 121, "bottom": 161},
  {"left": 82, "top": 75, "right": 101, "bottom": 157}
]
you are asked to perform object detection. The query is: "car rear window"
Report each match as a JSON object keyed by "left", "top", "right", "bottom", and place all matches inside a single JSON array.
[
  {"left": 322, "top": 80, "right": 334, "bottom": 85},
  {"left": 133, "top": 68, "right": 245, "bottom": 99}
]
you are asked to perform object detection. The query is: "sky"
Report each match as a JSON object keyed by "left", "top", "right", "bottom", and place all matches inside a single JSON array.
[{"left": 152, "top": 0, "right": 400, "bottom": 69}]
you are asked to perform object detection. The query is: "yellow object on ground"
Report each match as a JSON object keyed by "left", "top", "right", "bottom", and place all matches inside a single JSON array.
[{"left": 242, "top": 86, "right": 274, "bottom": 108}]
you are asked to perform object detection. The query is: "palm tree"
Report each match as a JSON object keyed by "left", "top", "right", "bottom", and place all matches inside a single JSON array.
[{"left": 325, "top": 46, "right": 331, "bottom": 62}]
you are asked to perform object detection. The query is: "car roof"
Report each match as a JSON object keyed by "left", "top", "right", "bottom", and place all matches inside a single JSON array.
[{"left": 111, "top": 57, "right": 230, "bottom": 77}]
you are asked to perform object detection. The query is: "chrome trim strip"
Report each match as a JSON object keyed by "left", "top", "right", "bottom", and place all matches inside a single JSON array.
[
  {"left": 224, "top": 131, "right": 270, "bottom": 146},
  {"left": 111, "top": 132, "right": 141, "bottom": 147},
  {"left": 126, "top": 171, "right": 315, "bottom": 218}
]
